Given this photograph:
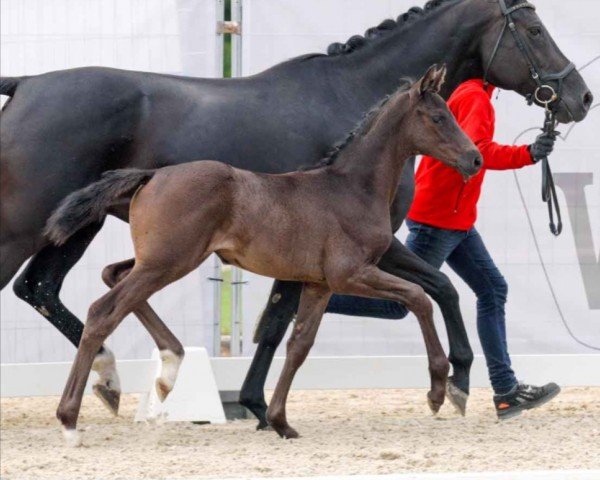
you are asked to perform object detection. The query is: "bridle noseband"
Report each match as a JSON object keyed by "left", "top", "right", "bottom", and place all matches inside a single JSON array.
[{"left": 483, "top": 0, "right": 574, "bottom": 236}]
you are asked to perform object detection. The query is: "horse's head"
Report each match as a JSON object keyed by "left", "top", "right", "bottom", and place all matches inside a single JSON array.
[
  {"left": 477, "top": 0, "right": 592, "bottom": 123},
  {"left": 405, "top": 65, "right": 482, "bottom": 179}
]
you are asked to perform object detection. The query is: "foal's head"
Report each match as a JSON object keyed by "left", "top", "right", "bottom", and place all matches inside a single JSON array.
[{"left": 403, "top": 65, "right": 482, "bottom": 179}]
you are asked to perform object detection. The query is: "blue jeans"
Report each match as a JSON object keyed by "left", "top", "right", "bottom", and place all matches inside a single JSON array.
[{"left": 326, "top": 219, "right": 517, "bottom": 394}]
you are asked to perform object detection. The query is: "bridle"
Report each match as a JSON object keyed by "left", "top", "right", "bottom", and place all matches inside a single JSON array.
[
  {"left": 483, "top": 0, "right": 575, "bottom": 236},
  {"left": 483, "top": 0, "right": 575, "bottom": 109}
]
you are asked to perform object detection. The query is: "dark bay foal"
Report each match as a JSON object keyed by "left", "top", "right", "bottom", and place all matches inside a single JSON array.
[{"left": 45, "top": 66, "right": 481, "bottom": 445}]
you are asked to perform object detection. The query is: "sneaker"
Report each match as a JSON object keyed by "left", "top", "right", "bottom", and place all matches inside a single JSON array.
[{"left": 494, "top": 382, "right": 561, "bottom": 420}]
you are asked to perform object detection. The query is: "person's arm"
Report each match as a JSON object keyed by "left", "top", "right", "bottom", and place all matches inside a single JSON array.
[{"left": 454, "top": 94, "right": 534, "bottom": 171}]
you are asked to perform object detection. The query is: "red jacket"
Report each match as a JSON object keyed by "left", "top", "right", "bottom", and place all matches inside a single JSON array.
[{"left": 407, "top": 79, "right": 533, "bottom": 231}]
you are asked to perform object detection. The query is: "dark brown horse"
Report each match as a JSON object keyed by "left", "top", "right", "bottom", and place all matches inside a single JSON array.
[{"left": 45, "top": 66, "right": 481, "bottom": 445}]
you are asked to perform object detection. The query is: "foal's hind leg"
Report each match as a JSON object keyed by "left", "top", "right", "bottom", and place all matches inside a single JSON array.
[
  {"left": 266, "top": 283, "right": 331, "bottom": 439},
  {"left": 102, "top": 259, "right": 185, "bottom": 402},
  {"left": 57, "top": 266, "right": 171, "bottom": 446},
  {"left": 336, "top": 266, "right": 449, "bottom": 413}
]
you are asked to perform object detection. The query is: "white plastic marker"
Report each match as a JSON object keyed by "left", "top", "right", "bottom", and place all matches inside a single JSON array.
[{"left": 135, "top": 347, "right": 226, "bottom": 424}]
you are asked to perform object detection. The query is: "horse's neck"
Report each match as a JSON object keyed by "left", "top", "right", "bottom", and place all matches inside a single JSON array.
[{"left": 322, "top": 1, "right": 483, "bottom": 104}]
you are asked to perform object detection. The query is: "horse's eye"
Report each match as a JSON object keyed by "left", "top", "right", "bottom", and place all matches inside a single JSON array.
[
  {"left": 529, "top": 26, "right": 542, "bottom": 37},
  {"left": 432, "top": 115, "right": 443, "bottom": 124}
]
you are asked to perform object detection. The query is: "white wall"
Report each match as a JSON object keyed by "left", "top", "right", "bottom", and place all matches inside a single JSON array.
[
  {"left": 238, "top": 0, "right": 600, "bottom": 358},
  {"left": 1, "top": 0, "right": 598, "bottom": 367},
  {"left": 0, "top": 0, "right": 221, "bottom": 362}
]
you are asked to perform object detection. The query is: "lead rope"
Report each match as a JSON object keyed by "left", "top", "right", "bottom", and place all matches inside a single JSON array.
[{"left": 539, "top": 109, "right": 562, "bottom": 236}]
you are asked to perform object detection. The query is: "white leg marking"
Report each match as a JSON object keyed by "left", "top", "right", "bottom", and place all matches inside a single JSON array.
[
  {"left": 155, "top": 349, "right": 183, "bottom": 402},
  {"left": 62, "top": 427, "right": 82, "bottom": 448},
  {"left": 91, "top": 347, "right": 121, "bottom": 392}
]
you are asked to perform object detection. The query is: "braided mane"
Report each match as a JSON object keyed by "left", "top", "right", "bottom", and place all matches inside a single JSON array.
[{"left": 327, "top": 0, "right": 455, "bottom": 56}]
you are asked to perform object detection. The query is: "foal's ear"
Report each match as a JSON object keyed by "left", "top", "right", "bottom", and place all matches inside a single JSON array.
[
  {"left": 431, "top": 64, "right": 447, "bottom": 93},
  {"left": 416, "top": 64, "right": 446, "bottom": 96}
]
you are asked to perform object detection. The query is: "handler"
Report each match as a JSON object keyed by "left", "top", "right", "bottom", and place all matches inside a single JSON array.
[
  {"left": 405, "top": 79, "right": 560, "bottom": 419},
  {"left": 328, "top": 78, "right": 560, "bottom": 419}
]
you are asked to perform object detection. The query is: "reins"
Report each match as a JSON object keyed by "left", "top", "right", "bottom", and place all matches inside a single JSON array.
[
  {"left": 540, "top": 109, "right": 562, "bottom": 235},
  {"left": 483, "top": 0, "right": 575, "bottom": 236}
]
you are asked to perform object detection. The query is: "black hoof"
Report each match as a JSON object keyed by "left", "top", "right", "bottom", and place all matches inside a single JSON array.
[
  {"left": 256, "top": 421, "right": 272, "bottom": 431},
  {"left": 93, "top": 384, "right": 120, "bottom": 416},
  {"left": 446, "top": 378, "right": 468, "bottom": 416}
]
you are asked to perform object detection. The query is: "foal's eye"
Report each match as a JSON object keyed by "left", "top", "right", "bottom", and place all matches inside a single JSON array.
[
  {"left": 528, "top": 26, "right": 542, "bottom": 37},
  {"left": 432, "top": 115, "right": 444, "bottom": 124}
]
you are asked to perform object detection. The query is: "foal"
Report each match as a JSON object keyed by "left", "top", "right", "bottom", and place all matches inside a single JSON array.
[{"left": 46, "top": 65, "right": 481, "bottom": 445}]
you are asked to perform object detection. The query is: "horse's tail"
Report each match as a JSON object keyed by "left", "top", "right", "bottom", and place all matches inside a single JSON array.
[
  {"left": 45, "top": 169, "right": 155, "bottom": 246},
  {"left": 0, "top": 76, "right": 27, "bottom": 97}
]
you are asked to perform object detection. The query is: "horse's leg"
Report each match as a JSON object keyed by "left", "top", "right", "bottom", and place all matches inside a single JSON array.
[
  {"left": 338, "top": 265, "right": 449, "bottom": 413},
  {"left": 0, "top": 238, "right": 34, "bottom": 290},
  {"left": 9, "top": 222, "right": 122, "bottom": 414},
  {"left": 57, "top": 264, "right": 174, "bottom": 446},
  {"left": 377, "top": 237, "right": 473, "bottom": 414},
  {"left": 239, "top": 280, "right": 302, "bottom": 429},
  {"left": 266, "top": 283, "right": 330, "bottom": 439},
  {"left": 101, "top": 258, "right": 184, "bottom": 402}
]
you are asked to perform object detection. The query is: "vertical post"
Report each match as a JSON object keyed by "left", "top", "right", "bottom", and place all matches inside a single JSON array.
[
  {"left": 230, "top": 267, "right": 243, "bottom": 356},
  {"left": 210, "top": 0, "right": 226, "bottom": 358},
  {"left": 229, "top": 0, "right": 244, "bottom": 356},
  {"left": 212, "top": 256, "right": 222, "bottom": 356},
  {"left": 215, "top": 0, "right": 225, "bottom": 76},
  {"left": 230, "top": 0, "right": 242, "bottom": 77}
]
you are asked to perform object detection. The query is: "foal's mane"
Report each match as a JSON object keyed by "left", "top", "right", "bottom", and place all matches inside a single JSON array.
[{"left": 302, "top": 80, "right": 413, "bottom": 171}]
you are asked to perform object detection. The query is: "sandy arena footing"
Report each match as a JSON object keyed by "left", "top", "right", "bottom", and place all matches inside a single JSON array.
[{"left": 1, "top": 387, "right": 599, "bottom": 479}]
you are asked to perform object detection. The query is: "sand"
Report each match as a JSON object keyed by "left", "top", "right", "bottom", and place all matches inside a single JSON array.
[{"left": 1, "top": 387, "right": 599, "bottom": 479}]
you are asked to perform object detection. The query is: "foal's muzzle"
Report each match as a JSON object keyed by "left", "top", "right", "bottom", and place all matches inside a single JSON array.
[{"left": 457, "top": 151, "right": 483, "bottom": 179}]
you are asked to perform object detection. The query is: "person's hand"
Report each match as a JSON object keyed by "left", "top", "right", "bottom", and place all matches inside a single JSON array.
[{"left": 529, "top": 132, "right": 557, "bottom": 163}]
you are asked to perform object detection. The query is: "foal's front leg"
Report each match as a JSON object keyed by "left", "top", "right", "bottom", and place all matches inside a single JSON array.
[
  {"left": 377, "top": 237, "right": 473, "bottom": 414},
  {"left": 239, "top": 280, "right": 302, "bottom": 429},
  {"left": 266, "top": 283, "right": 331, "bottom": 439},
  {"left": 338, "top": 265, "right": 449, "bottom": 413}
]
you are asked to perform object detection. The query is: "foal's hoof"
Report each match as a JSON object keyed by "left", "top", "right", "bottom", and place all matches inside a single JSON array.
[
  {"left": 267, "top": 415, "right": 300, "bottom": 439},
  {"left": 93, "top": 383, "right": 121, "bottom": 416},
  {"left": 273, "top": 424, "right": 299, "bottom": 439},
  {"left": 427, "top": 391, "right": 443, "bottom": 415},
  {"left": 155, "top": 378, "right": 172, "bottom": 402},
  {"left": 446, "top": 378, "right": 468, "bottom": 416},
  {"left": 62, "top": 427, "right": 83, "bottom": 448}
]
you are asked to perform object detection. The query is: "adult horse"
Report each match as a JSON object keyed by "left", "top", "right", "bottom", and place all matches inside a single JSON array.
[{"left": 0, "top": 0, "right": 592, "bottom": 419}]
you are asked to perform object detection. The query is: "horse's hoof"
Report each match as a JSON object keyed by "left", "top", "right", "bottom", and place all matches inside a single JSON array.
[
  {"left": 93, "top": 383, "right": 120, "bottom": 416},
  {"left": 427, "top": 391, "right": 443, "bottom": 415},
  {"left": 256, "top": 420, "right": 272, "bottom": 431},
  {"left": 62, "top": 427, "right": 82, "bottom": 448},
  {"left": 446, "top": 378, "right": 468, "bottom": 416}
]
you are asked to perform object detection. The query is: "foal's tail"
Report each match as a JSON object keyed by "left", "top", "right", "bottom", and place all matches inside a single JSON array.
[{"left": 45, "top": 169, "right": 155, "bottom": 246}]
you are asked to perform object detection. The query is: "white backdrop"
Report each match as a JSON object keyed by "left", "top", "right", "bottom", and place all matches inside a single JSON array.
[
  {"left": 238, "top": 0, "right": 600, "bottom": 358},
  {"left": 0, "top": 0, "right": 598, "bottom": 367},
  {"left": 0, "top": 0, "right": 221, "bottom": 362}
]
